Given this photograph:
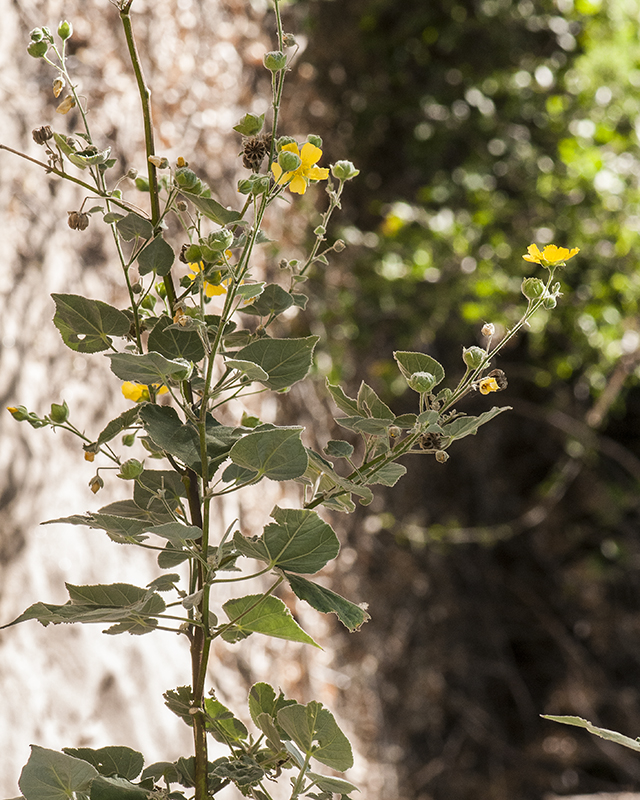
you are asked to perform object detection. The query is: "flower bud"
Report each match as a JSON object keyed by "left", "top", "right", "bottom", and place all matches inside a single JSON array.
[
  {"left": 435, "top": 450, "right": 449, "bottom": 463},
  {"left": 263, "top": 50, "right": 287, "bottom": 72},
  {"left": 278, "top": 149, "right": 301, "bottom": 172},
  {"left": 49, "top": 400, "right": 69, "bottom": 423},
  {"left": 32, "top": 125, "right": 53, "bottom": 145},
  {"left": 57, "top": 20, "right": 72, "bottom": 40},
  {"left": 117, "top": 458, "right": 145, "bottom": 480},
  {"left": 174, "top": 166, "right": 201, "bottom": 190},
  {"left": 521, "top": 277, "right": 545, "bottom": 300},
  {"left": 333, "top": 239, "right": 346, "bottom": 253},
  {"left": 7, "top": 405, "right": 30, "bottom": 421},
  {"left": 68, "top": 211, "right": 90, "bottom": 231},
  {"left": 30, "top": 28, "right": 44, "bottom": 42},
  {"left": 126, "top": 168, "right": 138, "bottom": 180},
  {"left": 176, "top": 156, "right": 187, "bottom": 168},
  {"left": 88, "top": 475, "right": 104, "bottom": 494},
  {"left": 131, "top": 282, "right": 142, "bottom": 294},
  {"left": 283, "top": 32, "right": 297, "bottom": 47},
  {"left": 331, "top": 160, "right": 360, "bottom": 181},
  {"left": 84, "top": 450, "right": 96, "bottom": 462},
  {"left": 276, "top": 135, "right": 297, "bottom": 152},
  {"left": 122, "top": 433, "right": 136, "bottom": 447},
  {"left": 307, "top": 134, "right": 323, "bottom": 148},
  {"left": 388, "top": 425, "right": 402, "bottom": 438},
  {"left": 462, "top": 346, "right": 486, "bottom": 369},
  {"left": 205, "top": 228, "right": 234, "bottom": 252},
  {"left": 542, "top": 295, "right": 557, "bottom": 309},
  {"left": 407, "top": 371, "right": 437, "bottom": 393},
  {"left": 176, "top": 200, "right": 187, "bottom": 212},
  {"left": 27, "top": 40, "right": 48, "bottom": 58}
]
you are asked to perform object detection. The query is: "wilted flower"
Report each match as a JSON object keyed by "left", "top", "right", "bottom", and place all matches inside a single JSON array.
[{"left": 478, "top": 377, "right": 500, "bottom": 395}]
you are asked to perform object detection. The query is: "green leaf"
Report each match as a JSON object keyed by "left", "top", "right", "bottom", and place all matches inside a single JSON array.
[
  {"left": 147, "top": 573, "right": 181, "bottom": 592},
  {"left": 223, "top": 359, "right": 269, "bottom": 382},
  {"left": 324, "top": 440, "right": 354, "bottom": 458},
  {"left": 285, "top": 573, "right": 370, "bottom": 632},
  {"left": 90, "top": 776, "right": 148, "bottom": 800},
  {"left": 241, "top": 284, "right": 294, "bottom": 317},
  {"left": 203, "top": 697, "right": 248, "bottom": 743},
  {"left": 148, "top": 315, "right": 205, "bottom": 362},
  {"left": 211, "top": 756, "right": 264, "bottom": 787},
  {"left": 326, "top": 382, "right": 361, "bottom": 416},
  {"left": 248, "top": 682, "right": 292, "bottom": 729},
  {"left": 222, "top": 595, "right": 320, "bottom": 647},
  {"left": 233, "top": 506, "right": 339, "bottom": 574},
  {"left": 336, "top": 416, "right": 395, "bottom": 436},
  {"left": 179, "top": 190, "right": 243, "bottom": 225},
  {"left": 144, "top": 522, "right": 202, "bottom": 546},
  {"left": 41, "top": 511, "right": 149, "bottom": 544},
  {"left": 305, "top": 450, "right": 374, "bottom": 508},
  {"left": 95, "top": 407, "right": 140, "bottom": 447},
  {"left": 307, "top": 772, "right": 359, "bottom": 796},
  {"left": 369, "top": 462, "right": 406, "bottom": 487},
  {"left": 52, "top": 294, "right": 130, "bottom": 353},
  {"left": 541, "top": 715, "right": 640, "bottom": 752},
  {"left": 164, "top": 686, "right": 194, "bottom": 727},
  {"left": 137, "top": 235, "right": 175, "bottom": 277},
  {"left": 229, "top": 427, "right": 308, "bottom": 481},
  {"left": 357, "top": 382, "right": 394, "bottom": 420},
  {"left": 236, "top": 336, "right": 319, "bottom": 390},
  {"left": 394, "top": 351, "right": 445, "bottom": 387},
  {"left": 133, "top": 469, "right": 187, "bottom": 520},
  {"left": 236, "top": 282, "right": 266, "bottom": 301},
  {"left": 233, "top": 112, "right": 265, "bottom": 136},
  {"left": 62, "top": 747, "right": 143, "bottom": 780},
  {"left": 277, "top": 701, "right": 353, "bottom": 771},
  {"left": 19, "top": 745, "right": 98, "bottom": 800},
  {"left": 107, "top": 352, "right": 191, "bottom": 385},
  {"left": 115, "top": 212, "right": 153, "bottom": 241},
  {"left": 137, "top": 406, "right": 200, "bottom": 470},
  {"left": 441, "top": 406, "right": 511, "bottom": 441}
]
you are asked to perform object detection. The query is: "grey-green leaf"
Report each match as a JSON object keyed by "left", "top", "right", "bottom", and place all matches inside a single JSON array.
[
  {"left": 229, "top": 427, "right": 307, "bottom": 481},
  {"left": 442, "top": 406, "right": 511, "bottom": 441},
  {"left": 52, "top": 294, "right": 130, "bottom": 353},
  {"left": 326, "top": 382, "right": 361, "bottom": 416},
  {"left": 222, "top": 595, "right": 320, "bottom": 647},
  {"left": 62, "top": 747, "right": 143, "bottom": 781},
  {"left": 19, "top": 746, "right": 99, "bottom": 800},
  {"left": 241, "top": 283, "right": 294, "bottom": 317},
  {"left": 277, "top": 701, "right": 353, "bottom": 771},
  {"left": 90, "top": 775, "right": 148, "bottom": 800},
  {"left": 107, "top": 352, "right": 190, "bottom": 385},
  {"left": 233, "top": 506, "right": 339, "bottom": 574},
  {"left": 236, "top": 336, "right": 319, "bottom": 390},
  {"left": 137, "top": 235, "right": 175, "bottom": 277},
  {"left": 541, "top": 715, "right": 640, "bottom": 752},
  {"left": 115, "top": 212, "right": 153, "bottom": 241},
  {"left": 285, "top": 573, "right": 370, "bottom": 632},
  {"left": 179, "top": 191, "right": 243, "bottom": 225},
  {"left": 394, "top": 351, "right": 445, "bottom": 387},
  {"left": 148, "top": 315, "right": 205, "bottom": 362}
]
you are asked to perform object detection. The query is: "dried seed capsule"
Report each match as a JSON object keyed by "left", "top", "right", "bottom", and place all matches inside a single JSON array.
[
  {"left": 32, "top": 125, "right": 53, "bottom": 145},
  {"left": 488, "top": 368, "right": 508, "bottom": 390},
  {"left": 67, "top": 211, "right": 90, "bottom": 230},
  {"left": 241, "top": 134, "right": 271, "bottom": 172}
]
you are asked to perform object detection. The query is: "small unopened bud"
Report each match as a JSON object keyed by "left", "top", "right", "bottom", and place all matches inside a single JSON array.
[
  {"left": 278, "top": 150, "right": 301, "bottom": 172},
  {"left": 7, "top": 405, "right": 29, "bottom": 421},
  {"left": 333, "top": 239, "right": 346, "bottom": 253},
  {"left": 276, "top": 135, "right": 297, "bottom": 152},
  {"left": 176, "top": 156, "right": 187, "bottom": 168},
  {"left": 52, "top": 77, "right": 65, "bottom": 98},
  {"left": 481, "top": 322, "right": 495, "bottom": 338},
  {"left": 307, "top": 134, "right": 323, "bottom": 148},
  {"left": 30, "top": 28, "right": 45, "bottom": 42},
  {"left": 57, "top": 20, "right": 72, "bottom": 40},
  {"left": 122, "top": 433, "right": 136, "bottom": 447},
  {"left": 279, "top": 259, "right": 289, "bottom": 270},
  {"left": 176, "top": 200, "right": 188, "bottom": 212},
  {"left": 126, "top": 167, "right": 138, "bottom": 180},
  {"left": 331, "top": 160, "right": 360, "bottom": 181},
  {"left": 388, "top": 425, "right": 402, "bottom": 438},
  {"left": 68, "top": 211, "right": 90, "bottom": 231},
  {"left": 521, "top": 277, "right": 545, "bottom": 300},
  {"left": 32, "top": 125, "right": 53, "bottom": 145},
  {"left": 49, "top": 400, "right": 69, "bottom": 423},
  {"left": 117, "top": 458, "right": 145, "bottom": 480},
  {"left": 56, "top": 96, "right": 76, "bottom": 114},
  {"left": 131, "top": 282, "right": 143, "bottom": 294},
  {"left": 205, "top": 228, "right": 234, "bottom": 252},
  {"left": 283, "top": 32, "right": 297, "bottom": 47},
  {"left": 435, "top": 450, "right": 449, "bottom": 463},
  {"left": 264, "top": 50, "right": 287, "bottom": 72},
  {"left": 148, "top": 155, "right": 169, "bottom": 169},
  {"left": 84, "top": 449, "right": 96, "bottom": 462},
  {"left": 542, "top": 295, "right": 557, "bottom": 309},
  {"left": 89, "top": 475, "right": 104, "bottom": 494},
  {"left": 462, "top": 346, "right": 486, "bottom": 369},
  {"left": 173, "top": 307, "right": 188, "bottom": 327},
  {"left": 27, "top": 40, "right": 48, "bottom": 58},
  {"left": 408, "top": 371, "right": 437, "bottom": 393}
]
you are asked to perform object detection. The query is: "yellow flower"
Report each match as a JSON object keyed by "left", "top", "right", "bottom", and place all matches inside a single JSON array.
[
  {"left": 271, "top": 142, "right": 330, "bottom": 195},
  {"left": 478, "top": 377, "right": 500, "bottom": 395},
  {"left": 122, "top": 382, "right": 168, "bottom": 402},
  {"left": 522, "top": 243, "right": 579, "bottom": 267},
  {"left": 188, "top": 259, "right": 234, "bottom": 297}
]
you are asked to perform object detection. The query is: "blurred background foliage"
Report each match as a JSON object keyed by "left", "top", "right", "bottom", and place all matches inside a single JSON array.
[{"left": 277, "top": 0, "right": 640, "bottom": 798}]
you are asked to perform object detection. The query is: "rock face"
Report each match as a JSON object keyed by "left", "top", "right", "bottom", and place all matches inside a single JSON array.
[{"left": 0, "top": 2, "right": 394, "bottom": 796}]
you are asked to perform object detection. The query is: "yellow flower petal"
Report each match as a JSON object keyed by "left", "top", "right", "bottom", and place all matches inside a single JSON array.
[
  {"left": 307, "top": 166, "right": 330, "bottom": 182},
  {"left": 289, "top": 174, "right": 308, "bottom": 194},
  {"left": 122, "top": 382, "right": 148, "bottom": 402},
  {"left": 300, "top": 142, "right": 322, "bottom": 167},
  {"left": 478, "top": 377, "right": 499, "bottom": 395},
  {"left": 522, "top": 242, "right": 579, "bottom": 265},
  {"left": 522, "top": 243, "right": 544, "bottom": 263}
]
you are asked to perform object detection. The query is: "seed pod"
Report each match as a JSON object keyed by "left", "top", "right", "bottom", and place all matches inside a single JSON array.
[
  {"left": 333, "top": 239, "right": 346, "bottom": 253},
  {"left": 263, "top": 50, "right": 287, "bottom": 72},
  {"left": 521, "top": 277, "right": 545, "bottom": 300},
  {"left": 67, "top": 211, "right": 90, "bottom": 231},
  {"left": 32, "top": 125, "right": 53, "bottom": 145},
  {"left": 241, "top": 134, "right": 271, "bottom": 172}
]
